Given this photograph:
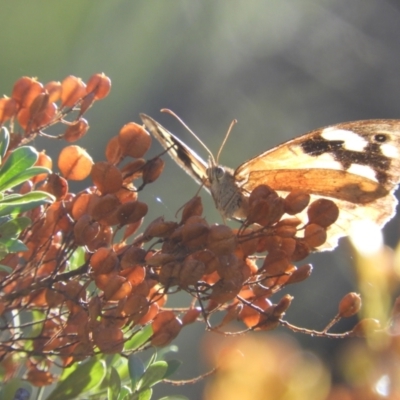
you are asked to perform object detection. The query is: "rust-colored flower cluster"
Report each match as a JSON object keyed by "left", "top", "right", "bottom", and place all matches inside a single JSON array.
[
  {"left": 0, "top": 74, "right": 376, "bottom": 388},
  {"left": 140, "top": 182, "right": 340, "bottom": 331}
]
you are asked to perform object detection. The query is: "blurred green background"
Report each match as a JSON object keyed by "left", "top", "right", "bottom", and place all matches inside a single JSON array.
[{"left": 2, "top": 1, "right": 400, "bottom": 398}]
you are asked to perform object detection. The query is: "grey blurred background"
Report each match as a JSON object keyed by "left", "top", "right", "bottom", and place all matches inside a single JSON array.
[{"left": 2, "top": 1, "right": 400, "bottom": 398}]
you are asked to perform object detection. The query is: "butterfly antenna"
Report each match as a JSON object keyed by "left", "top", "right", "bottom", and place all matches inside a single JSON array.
[
  {"left": 161, "top": 108, "right": 216, "bottom": 164},
  {"left": 216, "top": 119, "right": 237, "bottom": 164}
]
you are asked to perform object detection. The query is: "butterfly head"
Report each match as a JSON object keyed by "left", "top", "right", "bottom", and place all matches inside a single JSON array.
[{"left": 205, "top": 158, "right": 247, "bottom": 219}]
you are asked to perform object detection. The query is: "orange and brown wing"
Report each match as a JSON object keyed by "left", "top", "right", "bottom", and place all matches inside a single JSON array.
[
  {"left": 235, "top": 120, "right": 400, "bottom": 249},
  {"left": 140, "top": 114, "right": 210, "bottom": 189}
]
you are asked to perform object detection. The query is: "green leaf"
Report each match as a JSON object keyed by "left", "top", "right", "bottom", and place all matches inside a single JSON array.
[
  {"left": 0, "top": 127, "right": 10, "bottom": 160},
  {"left": 117, "top": 386, "right": 132, "bottom": 400},
  {"left": 0, "top": 191, "right": 54, "bottom": 205},
  {"left": 0, "top": 216, "right": 31, "bottom": 238},
  {"left": 107, "top": 354, "right": 129, "bottom": 383},
  {"left": 30, "top": 310, "right": 46, "bottom": 337},
  {"left": 124, "top": 325, "right": 153, "bottom": 351},
  {"left": 128, "top": 355, "right": 145, "bottom": 390},
  {"left": 137, "top": 388, "right": 152, "bottom": 400},
  {"left": 144, "top": 351, "right": 157, "bottom": 370},
  {"left": 46, "top": 358, "right": 106, "bottom": 400},
  {"left": 0, "top": 146, "right": 38, "bottom": 191},
  {"left": 58, "top": 362, "right": 80, "bottom": 383},
  {"left": 137, "top": 361, "right": 168, "bottom": 390},
  {"left": 0, "top": 264, "right": 12, "bottom": 273},
  {"left": 69, "top": 246, "right": 86, "bottom": 270},
  {"left": 0, "top": 378, "right": 32, "bottom": 400},
  {"left": 164, "top": 359, "right": 182, "bottom": 379},
  {"left": 157, "top": 345, "right": 178, "bottom": 361},
  {"left": 107, "top": 367, "right": 121, "bottom": 400},
  {"left": 0, "top": 166, "right": 51, "bottom": 192},
  {"left": 0, "top": 192, "right": 54, "bottom": 217},
  {"left": 0, "top": 238, "right": 28, "bottom": 253},
  {"left": 159, "top": 396, "right": 190, "bottom": 400},
  {"left": 0, "top": 242, "right": 8, "bottom": 259}
]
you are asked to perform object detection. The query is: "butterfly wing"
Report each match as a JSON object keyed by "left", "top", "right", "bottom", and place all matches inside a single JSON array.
[
  {"left": 140, "top": 114, "right": 209, "bottom": 188},
  {"left": 235, "top": 120, "right": 400, "bottom": 250}
]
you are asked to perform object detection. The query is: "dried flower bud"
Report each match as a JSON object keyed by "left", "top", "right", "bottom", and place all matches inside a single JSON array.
[
  {"left": 235, "top": 228, "right": 259, "bottom": 257},
  {"left": 151, "top": 311, "right": 183, "bottom": 347},
  {"left": 86, "top": 73, "right": 111, "bottom": 100},
  {"left": 90, "top": 247, "right": 118, "bottom": 275},
  {"left": 351, "top": 318, "right": 381, "bottom": 337},
  {"left": 182, "top": 308, "right": 201, "bottom": 325},
  {"left": 338, "top": 292, "right": 361, "bottom": 318},
  {"left": 64, "top": 118, "right": 89, "bottom": 142},
  {"left": 239, "top": 297, "right": 272, "bottom": 328},
  {"left": 91, "top": 194, "right": 120, "bottom": 224},
  {"left": 182, "top": 216, "right": 209, "bottom": 249},
  {"left": 304, "top": 223, "right": 327, "bottom": 248},
  {"left": 206, "top": 224, "right": 236, "bottom": 256},
  {"left": 40, "top": 174, "right": 68, "bottom": 200},
  {"left": 61, "top": 75, "right": 86, "bottom": 107},
  {"left": 120, "top": 159, "right": 147, "bottom": 181},
  {"left": 44, "top": 81, "right": 61, "bottom": 102},
  {"left": 307, "top": 199, "right": 339, "bottom": 228},
  {"left": 0, "top": 98, "right": 17, "bottom": 123},
  {"left": 146, "top": 252, "right": 176, "bottom": 267},
  {"left": 210, "top": 277, "right": 242, "bottom": 304},
  {"left": 29, "top": 92, "right": 49, "bottom": 119},
  {"left": 261, "top": 250, "right": 290, "bottom": 275},
  {"left": 103, "top": 275, "right": 132, "bottom": 301},
  {"left": 256, "top": 234, "right": 281, "bottom": 253},
  {"left": 181, "top": 196, "right": 203, "bottom": 223},
  {"left": 92, "top": 325, "right": 124, "bottom": 354},
  {"left": 141, "top": 157, "right": 164, "bottom": 185},
  {"left": 290, "top": 240, "right": 310, "bottom": 261},
  {"left": 285, "top": 264, "right": 313, "bottom": 285},
  {"left": 105, "top": 135, "right": 124, "bottom": 164},
  {"left": 115, "top": 201, "right": 148, "bottom": 225},
  {"left": 179, "top": 257, "right": 205, "bottom": 288},
  {"left": 249, "top": 185, "right": 277, "bottom": 205},
  {"left": 275, "top": 224, "right": 297, "bottom": 238},
  {"left": 143, "top": 217, "right": 178, "bottom": 239},
  {"left": 119, "top": 122, "right": 151, "bottom": 158},
  {"left": 32, "top": 151, "right": 52, "bottom": 183},
  {"left": 123, "top": 294, "right": 149, "bottom": 321},
  {"left": 58, "top": 145, "right": 93, "bottom": 180},
  {"left": 191, "top": 249, "right": 220, "bottom": 275},
  {"left": 273, "top": 294, "right": 293, "bottom": 316},
  {"left": 91, "top": 161, "right": 123, "bottom": 195},
  {"left": 256, "top": 312, "right": 280, "bottom": 331},
  {"left": 74, "top": 214, "right": 100, "bottom": 247},
  {"left": 284, "top": 190, "right": 310, "bottom": 215},
  {"left": 120, "top": 246, "right": 147, "bottom": 269},
  {"left": 12, "top": 76, "right": 43, "bottom": 108}
]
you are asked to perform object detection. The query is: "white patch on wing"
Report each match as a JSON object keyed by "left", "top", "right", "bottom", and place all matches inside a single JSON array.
[
  {"left": 347, "top": 163, "right": 377, "bottom": 181},
  {"left": 321, "top": 128, "right": 368, "bottom": 152},
  {"left": 380, "top": 143, "right": 399, "bottom": 158}
]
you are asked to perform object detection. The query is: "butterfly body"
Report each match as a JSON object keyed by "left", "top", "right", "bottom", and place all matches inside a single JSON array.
[
  {"left": 207, "top": 164, "right": 248, "bottom": 219},
  {"left": 140, "top": 114, "right": 400, "bottom": 250}
]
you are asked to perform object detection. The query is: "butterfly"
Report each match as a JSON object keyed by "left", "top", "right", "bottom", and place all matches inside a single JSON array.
[{"left": 140, "top": 113, "right": 400, "bottom": 250}]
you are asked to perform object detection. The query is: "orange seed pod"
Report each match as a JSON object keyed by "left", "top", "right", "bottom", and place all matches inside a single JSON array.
[
  {"left": 119, "top": 122, "right": 151, "bottom": 158},
  {"left": 307, "top": 199, "right": 339, "bottom": 228},
  {"left": 338, "top": 292, "right": 362, "bottom": 318}
]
